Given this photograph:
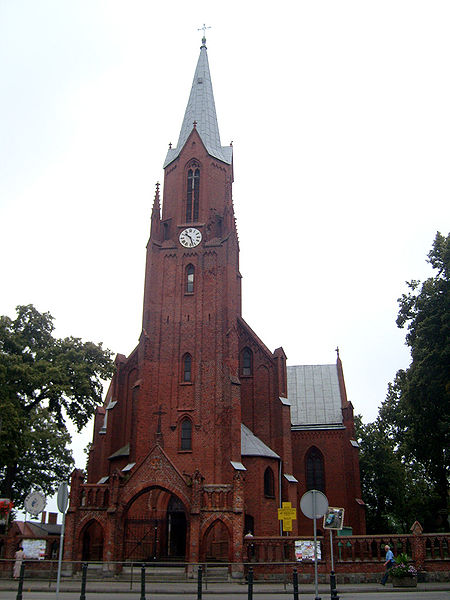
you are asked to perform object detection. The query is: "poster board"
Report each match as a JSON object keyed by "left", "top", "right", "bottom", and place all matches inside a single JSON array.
[
  {"left": 294, "top": 540, "right": 322, "bottom": 561},
  {"left": 22, "top": 539, "right": 46, "bottom": 560}
]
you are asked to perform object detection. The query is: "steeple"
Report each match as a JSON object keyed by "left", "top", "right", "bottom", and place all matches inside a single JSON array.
[{"left": 163, "top": 38, "right": 233, "bottom": 168}]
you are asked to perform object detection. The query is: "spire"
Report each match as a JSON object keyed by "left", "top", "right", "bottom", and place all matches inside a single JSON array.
[
  {"left": 149, "top": 182, "right": 161, "bottom": 240},
  {"left": 164, "top": 40, "right": 232, "bottom": 168},
  {"left": 151, "top": 182, "right": 161, "bottom": 215},
  {"left": 336, "top": 348, "right": 350, "bottom": 408}
]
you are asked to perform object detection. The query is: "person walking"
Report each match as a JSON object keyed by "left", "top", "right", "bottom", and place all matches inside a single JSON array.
[
  {"left": 380, "top": 544, "right": 395, "bottom": 585},
  {"left": 13, "top": 546, "right": 24, "bottom": 579}
]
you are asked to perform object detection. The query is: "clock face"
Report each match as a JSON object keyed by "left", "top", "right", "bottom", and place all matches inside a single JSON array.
[
  {"left": 179, "top": 227, "right": 202, "bottom": 248},
  {"left": 24, "top": 490, "right": 46, "bottom": 516}
]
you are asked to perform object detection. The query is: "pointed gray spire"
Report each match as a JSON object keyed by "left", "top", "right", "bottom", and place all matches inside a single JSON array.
[{"left": 164, "top": 43, "right": 232, "bottom": 168}]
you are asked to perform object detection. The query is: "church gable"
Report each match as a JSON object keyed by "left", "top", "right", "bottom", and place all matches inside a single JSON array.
[{"left": 122, "top": 444, "right": 191, "bottom": 508}]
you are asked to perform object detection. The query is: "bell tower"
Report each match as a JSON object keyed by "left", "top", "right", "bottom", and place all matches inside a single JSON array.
[{"left": 137, "top": 35, "right": 242, "bottom": 483}]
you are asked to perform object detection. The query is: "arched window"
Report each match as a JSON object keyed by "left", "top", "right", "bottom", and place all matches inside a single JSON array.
[
  {"left": 183, "top": 353, "right": 192, "bottom": 382},
  {"left": 306, "top": 447, "right": 325, "bottom": 492},
  {"left": 186, "top": 168, "right": 200, "bottom": 222},
  {"left": 241, "top": 347, "right": 253, "bottom": 376},
  {"left": 264, "top": 467, "right": 275, "bottom": 498},
  {"left": 180, "top": 418, "right": 192, "bottom": 451},
  {"left": 186, "top": 264, "right": 194, "bottom": 293}
]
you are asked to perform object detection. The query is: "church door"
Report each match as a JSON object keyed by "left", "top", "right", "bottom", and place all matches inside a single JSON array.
[
  {"left": 167, "top": 496, "right": 187, "bottom": 558},
  {"left": 203, "top": 519, "right": 230, "bottom": 562},
  {"left": 81, "top": 520, "right": 104, "bottom": 561},
  {"left": 123, "top": 488, "right": 187, "bottom": 561}
]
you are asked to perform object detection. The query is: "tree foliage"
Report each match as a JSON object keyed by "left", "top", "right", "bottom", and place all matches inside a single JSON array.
[
  {"left": 0, "top": 305, "right": 114, "bottom": 506},
  {"left": 391, "top": 232, "right": 449, "bottom": 527},
  {"left": 357, "top": 232, "right": 449, "bottom": 532}
]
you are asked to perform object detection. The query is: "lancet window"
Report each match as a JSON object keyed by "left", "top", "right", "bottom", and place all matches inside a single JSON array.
[
  {"left": 183, "top": 353, "right": 192, "bottom": 382},
  {"left": 180, "top": 417, "right": 192, "bottom": 451},
  {"left": 264, "top": 467, "right": 275, "bottom": 498},
  {"left": 306, "top": 446, "right": 325, "bottom": 492},
  {"left": 241, "top": 347, "right": 253, "bottom": 376},
  {"left": 186, "top": 168, "right": 200, "bottom": 222},
  {"left": 186, "top": 264, "right": 194, "bottom": 293}
]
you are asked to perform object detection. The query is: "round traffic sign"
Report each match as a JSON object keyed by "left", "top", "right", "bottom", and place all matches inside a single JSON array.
[{"left": 300, "top": 490, "right": 329, "bottom": 519}]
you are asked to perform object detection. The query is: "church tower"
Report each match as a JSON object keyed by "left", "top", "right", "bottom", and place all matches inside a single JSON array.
[
  {"left": 64, "top": 36, "right": 364, "bottom": 572},
  {"left": 136, "top": 35, "right": 242, "bottom": 480}
]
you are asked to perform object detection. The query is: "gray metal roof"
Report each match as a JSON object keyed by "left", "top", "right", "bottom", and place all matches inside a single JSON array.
[
  {"left": 164, "top": 42, "right": 232, "bottom": 168},
  {"left": 241, "top": 424, "right": 279, "bottom": 459},
  {"left": 287, "top": 365, "right": 343, "bottom": 428}
]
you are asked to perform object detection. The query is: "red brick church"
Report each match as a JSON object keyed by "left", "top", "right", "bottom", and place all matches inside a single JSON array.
[{"left": 64, "top": 37, "right": 365, "bottom": 570}]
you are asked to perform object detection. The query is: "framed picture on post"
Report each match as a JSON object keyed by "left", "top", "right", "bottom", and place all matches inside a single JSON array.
[{"left": 323, "top": 507, "right": 345, "bottom": 530}]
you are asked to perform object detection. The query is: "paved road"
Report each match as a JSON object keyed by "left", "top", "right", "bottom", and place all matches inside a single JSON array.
[{"left": 0, "top": 592, "right": 449, "bottom": 600}]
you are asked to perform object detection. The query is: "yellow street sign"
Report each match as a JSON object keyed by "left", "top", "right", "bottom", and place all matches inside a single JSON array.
[{"left": 278, "top": 501, "right": 297, "bottom": 531}]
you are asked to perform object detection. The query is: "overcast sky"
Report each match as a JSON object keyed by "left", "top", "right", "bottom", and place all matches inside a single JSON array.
[{"left": 1, "top": 1, "right": 449, "bottom": 514}]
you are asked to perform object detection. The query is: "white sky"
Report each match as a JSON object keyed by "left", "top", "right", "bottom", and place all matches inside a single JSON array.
[{"left": 1, "top": 1, "right": 449, "bottom": 517}]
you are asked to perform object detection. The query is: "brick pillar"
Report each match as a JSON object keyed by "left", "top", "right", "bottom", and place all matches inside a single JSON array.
[
  {"left": 410, "top": 521, "right": 425, "bottom": 570},
  {"left": 186, "top": 469, "right": 202, "bottom": 577},
  {"left": 231, "top": 471, "right": 244, "bottom": 578}
]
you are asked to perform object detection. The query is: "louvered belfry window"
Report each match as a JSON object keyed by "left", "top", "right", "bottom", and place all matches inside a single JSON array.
[{"left": 186, "top": 168, "right": 200, "bottom": 222}]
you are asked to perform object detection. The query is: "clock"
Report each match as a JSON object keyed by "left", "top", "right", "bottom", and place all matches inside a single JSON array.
[
  {"left": 24, "top": 490, "right": 46, "bottom": 516},
  {"left": 179, "top": 227, "right": 202, "bottom": 248}
]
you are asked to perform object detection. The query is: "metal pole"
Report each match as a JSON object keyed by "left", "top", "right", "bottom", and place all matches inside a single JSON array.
[
  {"left": 329, "top": 529, "right": 339, "bottom": 599},
  {"left": 79, "top": 563, "right": 87, "bottom": 600},
  {"left": 311, "top": 490, "right": 321, "bottom": 600},
  {"left": 313, "top": 514, "right": 321, "bottom": 600},
  {"left": 292, "top": 567, "right": 299, "bottom": 600},
  {"left": 140, "top": 564, "right": 146, "bottom": 600},
  {"left": 197, "top": 564, "right": 202, "bottom": 600},
  {"left": 247, "top": 565, "right": 253, "bottom": 600},
  {"left": 55, "top": 511, "right": 66, "bottom": 599},
  {"left": 15, "top": 562, "right": 25, "bottom": 600}
]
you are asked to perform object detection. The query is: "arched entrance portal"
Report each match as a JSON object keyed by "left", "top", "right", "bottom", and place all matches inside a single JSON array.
[
  {"left": 203, "top": 519, "right": 230, "bottom": 562},
  {"left": 82, "top": 520, "right": 104, "bottom": 561},
  {"left": 123, "top": 488, "right": 187, "bottom": 561}
]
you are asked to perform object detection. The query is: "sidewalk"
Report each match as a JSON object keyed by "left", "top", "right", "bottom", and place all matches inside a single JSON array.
[{"left": 0, "top": 578, "right": 449, "bottom": 594}]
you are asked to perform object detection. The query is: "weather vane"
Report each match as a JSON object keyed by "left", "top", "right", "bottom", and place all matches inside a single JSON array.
[{"left": 198, "top": 23, "right": 211, "bottom": 45}]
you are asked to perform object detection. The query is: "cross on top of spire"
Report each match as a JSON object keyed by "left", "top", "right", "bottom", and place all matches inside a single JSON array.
[{"left": 198, "top": 23, "right": 211, "bottom": 47}]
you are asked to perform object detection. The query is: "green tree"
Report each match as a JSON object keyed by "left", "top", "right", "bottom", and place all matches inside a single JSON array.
[
  {"left": 357, "top": 392, "right": 440, "bottom": 534},
  {"left": 355, "top": 414, "right": 405, "bottom": 533},
  {"left": 392, "top": 232, "right": 450, "bottom": 529},
  {"left": 0, "top": 304, "right": 114, "bottom": 506}
]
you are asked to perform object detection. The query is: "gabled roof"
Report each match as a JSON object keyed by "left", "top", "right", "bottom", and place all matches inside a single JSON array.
[
  {"left": 164, "top": 39, "right": 232, "bottom": 168},
  {"left": 287, "top": 364, "right": 344, "bottom": 429},
  {"left": 241, "top": 423, "right": 279, "bottom": 459}
]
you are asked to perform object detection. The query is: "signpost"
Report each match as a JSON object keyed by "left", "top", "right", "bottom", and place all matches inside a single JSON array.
[
  {"left": 300, "top": 490, "right": 328, "bottom": 600},
  {"left": 56, "top": 482, "right": 69, "bottom": 600},
  {"left": 323, "top": 507, "right": 344, "bottom": 600}
]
